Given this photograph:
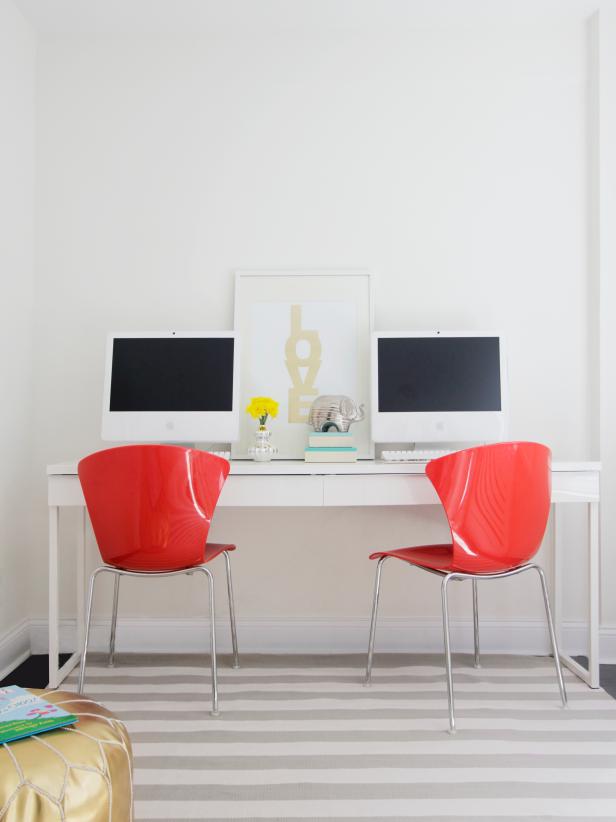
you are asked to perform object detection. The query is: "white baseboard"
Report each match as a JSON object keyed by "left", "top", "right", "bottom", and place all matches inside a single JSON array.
[
  {"left": 29, "top": 617, "right": 616, "bottom": 662},
  {"left": 0, "top": 619, "right": 31, "bottom": 681}
]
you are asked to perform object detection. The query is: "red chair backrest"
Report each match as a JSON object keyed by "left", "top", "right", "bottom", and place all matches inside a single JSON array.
[
  {"left": 78, "top": 445, "right": 230, "bottom": 572},
  {"left": 426, "top": 442, "right": 551, "bottom": 574}
]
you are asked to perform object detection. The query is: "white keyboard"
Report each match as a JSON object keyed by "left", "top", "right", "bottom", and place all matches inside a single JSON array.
[
  {"left": 381, "top": 449, "right": 452, "bottom": 463},
  {"left": 208, "top": 450, "right": 231, "bottom": 460}
]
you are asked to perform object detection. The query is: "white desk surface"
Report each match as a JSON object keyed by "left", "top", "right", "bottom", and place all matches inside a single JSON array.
[{"left": 47, "top": 459, "right": 601, "bottom": 476}]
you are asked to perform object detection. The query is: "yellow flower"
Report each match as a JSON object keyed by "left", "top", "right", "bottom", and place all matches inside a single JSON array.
[{"left": 245, "top": 397, "right": 279, "bottom": 423}]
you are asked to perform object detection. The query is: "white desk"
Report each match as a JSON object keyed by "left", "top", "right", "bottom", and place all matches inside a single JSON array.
[{"left": 47, "top": 459, "right": 601, "bottom": 690}]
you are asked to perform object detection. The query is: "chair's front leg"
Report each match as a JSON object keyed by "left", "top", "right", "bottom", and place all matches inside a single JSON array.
[
  {"left": 108, "top": 573, "right": 121, "bottom": 668},
  {"left": 78, "top": 566, "right": 109, "bottom": 694},
  {"left": 441, "top": 574, "right": 456, "bottom": 734},
  {"left": 364, "top": 556, "right": 388, "bottom": 686},
  {"left": 472, "top": 579, "right": 480, "bottom": 669},
  {"left": 533, "top": 564, "right": 567, "bottom": 707},
  {"left": 223, "top": 551, "right": 240, "bottom": 669},
  {"left": 197, "top": 566, "right": 219, "bottom": 716}
]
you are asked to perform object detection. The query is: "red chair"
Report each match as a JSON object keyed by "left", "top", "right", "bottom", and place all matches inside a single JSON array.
[
  {"left": 365, "top": 442, "right": 567, "bottom": 733},
  {"left": 77, "top": 445, "right": 239, "bottom": 715}
]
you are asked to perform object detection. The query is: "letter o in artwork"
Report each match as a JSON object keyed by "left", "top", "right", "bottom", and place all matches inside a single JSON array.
[{"left": 294, "top": 338, "right": 312, "bottom": 363}]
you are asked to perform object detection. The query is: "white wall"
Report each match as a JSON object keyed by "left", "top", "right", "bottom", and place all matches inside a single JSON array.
[
  {"left": 0, "top": 0, "right": 36, "bottom": 676},
  {"left": 25, "top": 2, "right": 612, "bottom": 654}
]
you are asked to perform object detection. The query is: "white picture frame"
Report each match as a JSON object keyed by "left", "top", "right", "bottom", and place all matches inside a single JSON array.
[{"left": 233, "top": 270, "right": 374, "bottom": 459}]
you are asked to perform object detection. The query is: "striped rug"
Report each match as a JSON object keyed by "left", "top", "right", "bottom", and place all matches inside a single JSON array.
[{"left": 66, "top": 653, "right": 616, "bottom": 820}]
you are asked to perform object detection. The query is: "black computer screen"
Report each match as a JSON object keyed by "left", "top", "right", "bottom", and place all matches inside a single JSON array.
[
  {"left": 109, "top": 337, "right": 234, "bottom": 412},
  {"left": 378, "top": 336, "right": 501, "bottom": 412}
]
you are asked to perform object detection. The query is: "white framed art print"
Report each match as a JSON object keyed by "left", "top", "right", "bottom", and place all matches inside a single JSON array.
[{"left": 233, "top": 270, "right": 374, "bottom": 459}]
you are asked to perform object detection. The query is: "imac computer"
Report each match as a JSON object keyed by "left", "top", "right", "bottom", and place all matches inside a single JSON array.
[
  {"left": 371, "top": 331, "right": 507, "bottom": 445},
  {"left": 101, "top": 331, "right": 239, "bottom": 443}
]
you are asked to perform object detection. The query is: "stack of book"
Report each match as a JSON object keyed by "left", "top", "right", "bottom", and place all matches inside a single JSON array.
[{"left": 304, "top": 431, "right": 358, "bottom": 463}]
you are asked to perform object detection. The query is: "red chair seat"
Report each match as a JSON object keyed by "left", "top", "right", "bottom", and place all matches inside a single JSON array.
[
  {"left": 370, "top": 544, "right": 455, "bottom": 572},
  {"left": 204, "top": 542, "right": 236, "bottom": 563},
  {"left": 110, "top": 542, "right": 237, "bottom": 572}
]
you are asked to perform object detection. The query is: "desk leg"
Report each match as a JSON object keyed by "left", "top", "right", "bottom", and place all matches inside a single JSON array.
[
  {"left": 588, "top": 501, "right": 600, "bottom": 688},
  {"left": 47, "top": 505, "right": 86, "bottom": 689},
  {"left": 552, "top": 503, "right": 563, "bottom": 648},
  {"left": 554, "top": 500, "right": 601, "bottom": 689},
  {"left": 48, "top": 507, "right": 60, "bottom": 688},
  {"left": 75, "top": 508, "right": 86, "bottom": 665}
]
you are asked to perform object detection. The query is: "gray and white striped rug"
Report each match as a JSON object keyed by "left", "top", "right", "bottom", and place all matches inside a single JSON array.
[{"left": 67, "top": 653, "right": 616, "bottom": 820}]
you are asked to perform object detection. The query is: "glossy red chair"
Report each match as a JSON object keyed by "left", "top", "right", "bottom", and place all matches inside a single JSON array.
[
  {"left": 77, "top": 445, "right": 239, "bottom": 715},
  {"left": 365, "top": 442, "right": 567, "bottom": 732}
]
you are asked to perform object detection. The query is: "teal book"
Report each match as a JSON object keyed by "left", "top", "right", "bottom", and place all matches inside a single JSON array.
[{"left": 0, "top": 686, "right": 78, "bottom": 744}]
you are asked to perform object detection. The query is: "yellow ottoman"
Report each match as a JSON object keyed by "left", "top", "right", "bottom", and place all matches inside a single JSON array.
[{"left": 0, "top": 689, "right": 133, "bottom": 821}]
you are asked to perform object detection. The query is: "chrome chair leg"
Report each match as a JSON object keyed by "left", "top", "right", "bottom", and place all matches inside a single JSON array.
[
  {"left": 78, "top": 566, "right": 107, "bottom": 694},
  {"left": 197, "top": 566, "right": 219, "bottom": 716},
  {"left": 534, "top": 564, "right": 567, "bottom": 707},
  {"left": 365, "top": 556, "right": 387, "bottom": 686},
  {"left": 441, "top": 574, "right": 456, "bottom": 734},
  {"left": 223, "top": 551, "right": 240, "bottom": 669},
  {"left": 472, "top": 578, "right": 480, "bottom": 668},
  {"left": 108, "top": 573, "right": 120, "bottom": 668}
]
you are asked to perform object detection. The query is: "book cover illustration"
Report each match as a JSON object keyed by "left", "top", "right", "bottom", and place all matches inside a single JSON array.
[{"left": 0, "top": 685, "right": 78, "bottom": 744}]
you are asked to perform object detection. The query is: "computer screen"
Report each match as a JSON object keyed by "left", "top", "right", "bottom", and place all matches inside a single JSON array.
[
  {"left": 109, "top": 337, "right": 234, "bottom": 412},
  {"left": 371, "top": 332, "right": 506, "bottom": 444},
  {"left": 102, "top": 332, "right": 239, "bottom": 442},
  {"left": 377, "top": 336, "right": 501, "bottom": 413}
]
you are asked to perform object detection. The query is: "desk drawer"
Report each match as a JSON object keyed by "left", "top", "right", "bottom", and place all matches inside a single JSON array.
[
  {"left": 48, "top": 476, "right": 85, "bottom": 506},
  {"left": 219, "top": 475, "right": 323, "bottom": 507},
  {"left": 323, "top": 474, "right": 439, "bottom": 507},
  {"left": 552, "top": 471, "right": 600, "bottom": 503}
]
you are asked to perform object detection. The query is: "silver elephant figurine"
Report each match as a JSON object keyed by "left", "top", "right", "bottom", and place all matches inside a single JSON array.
[{"left": 308, "top": 395, "right": 365, "bottom": 433}]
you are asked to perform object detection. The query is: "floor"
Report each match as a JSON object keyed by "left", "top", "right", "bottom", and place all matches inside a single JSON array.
[
  {"left": 4, "top": 653, "right": 616, "bottom": 820},
  {"left": 0, "top": 653, "right": 71, "bottom": 688},
  {"left": 2, "top": 653, "right": 616, "bottom": 699},
  {"left": 65, "top": 652, "right": 616, "bottom": 821},
  {"left": 601, "top": 665, "right": 616, "bottom": 697},
  {"left": 575, "top": 655, "right": 616, "bottom": 699}
]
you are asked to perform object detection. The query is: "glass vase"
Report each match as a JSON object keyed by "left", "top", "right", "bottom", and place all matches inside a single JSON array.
[{"left": 248, "top": 426, "right": 277, "bottom": 462}]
